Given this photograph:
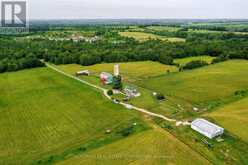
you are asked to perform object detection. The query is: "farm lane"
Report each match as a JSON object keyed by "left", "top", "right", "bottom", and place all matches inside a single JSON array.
[{"left": 45, "top": 63, "right": 179, "bottom": 123}]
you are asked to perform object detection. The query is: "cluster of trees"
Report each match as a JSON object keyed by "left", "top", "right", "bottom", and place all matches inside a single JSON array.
[
  {"left": 186, "top": 24, "right": 248, "bottom": 33},
  {"left": 212, "top": 55, "right": 229, "bottom": 64},
  {"left": 1, "top": 25, "right": 248, "bottom": 74},
  {"left": 0, "top": 57, "right": 44, "bottom": 73},
  {"left": 181, "top": 60, "right": 209, "bottom": 70},
  {"left": 112, "top": 75, "right": 123, "bottom": 90}
]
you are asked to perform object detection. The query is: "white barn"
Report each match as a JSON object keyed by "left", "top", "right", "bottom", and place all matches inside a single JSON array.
[{"left": 191, "top": 118, "right": 224, "bottom": 139}]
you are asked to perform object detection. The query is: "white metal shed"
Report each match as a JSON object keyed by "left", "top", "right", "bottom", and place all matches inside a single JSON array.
[{"left": 191, "top": 118, "right": 224, "bottom": 139}]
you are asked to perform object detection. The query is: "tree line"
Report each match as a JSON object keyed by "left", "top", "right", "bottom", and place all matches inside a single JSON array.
[{"left": 0, "top": 27, "right": 248, "bottom": 73}]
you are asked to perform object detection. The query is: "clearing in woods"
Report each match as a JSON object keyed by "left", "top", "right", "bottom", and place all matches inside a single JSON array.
[
  {"left": 174, "top": 56, "right": 215, "bottom": 67},
  {"left": 119, "top": 31, "right": 186, "bottom": 42}
]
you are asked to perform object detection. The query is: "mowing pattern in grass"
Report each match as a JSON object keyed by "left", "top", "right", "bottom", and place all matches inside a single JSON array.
[
  {"left": 119, "top": 32, "right": 185, "bottom": 42},
  {"left": 174, "top": 56, "right": 215, "bottom": 67},
  {"left": 57, "top": 129, "right": 210, "bottom": 165},
  {"left": 138, "top": 60, "right": 248, "bottom": 108},
  {"left": 206, "top": 97, "right": 248, "bottom": 143},
  {"left": 0, "top": 68, "right": 145, "bottom": 165},
  {"left": 57, "top": 61, "right": 178, "bottom": 82}
]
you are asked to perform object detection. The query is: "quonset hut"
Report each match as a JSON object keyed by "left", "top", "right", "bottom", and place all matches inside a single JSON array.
[{"left": 191, "top": 118, "right": 224, "bottom": 139}]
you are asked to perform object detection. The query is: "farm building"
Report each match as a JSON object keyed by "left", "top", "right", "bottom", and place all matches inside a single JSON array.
[
  {"left": 100, "top": 72, "right": 113, "bottom": 85},
  {"left": 75, "top": 70, "right": 90, "bottom": 76},
  {"left": 191, "top": 118, "right": 224, "bottom": 139},
  {"left": 124, "top": 86, "right": 141, "bottom": 98}
]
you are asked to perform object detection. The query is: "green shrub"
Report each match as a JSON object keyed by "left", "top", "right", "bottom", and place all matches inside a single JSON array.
[
  {"left": 156, "top": 93, "right": 165, "bottom": 100},
  {"left": 107, "top": 90, "right": 113, "bottom": 96},
  {"left": 112, "top": 75, "right": 123, "bottom": 90},
  {"left": 212, "top": 55, "right": 229, "bottom": 64},
  {"left": 118, "top": 126, "right": 134, "bottom": 137},
  {"left": 182, "top": 60, "right": 208, "bottom": 70}
]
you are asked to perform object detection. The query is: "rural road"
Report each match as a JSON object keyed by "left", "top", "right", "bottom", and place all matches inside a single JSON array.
[{"left": 45, "top": 63, "right": 179, "bottom": 123}]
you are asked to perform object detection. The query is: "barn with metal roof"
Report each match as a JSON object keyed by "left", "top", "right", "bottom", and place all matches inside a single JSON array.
[{"left": 191, "top": 118, "right": 224, "bottom": 139}]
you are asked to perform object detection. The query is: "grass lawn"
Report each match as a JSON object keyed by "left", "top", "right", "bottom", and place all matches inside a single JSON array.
[
  {"left": 56, "top": 129, "right": 210, "bottom": 165},
  {"left": 0, "top": 67, "right": 147, "bottom": 165},
  {"left": 206, "top": 97, "right": 248, "bottom": 143},
  {"left": 119, "top": 31, "right": 185, "bottom": 42},
  {"left": 57, "top": 61, "right": 178, "bottom": 83},
  {"left": 174, "top": 56, "right": 215, "bottom": 67},
  {"left": 137, "top": 60, "right": 248, "bottom": 109}
]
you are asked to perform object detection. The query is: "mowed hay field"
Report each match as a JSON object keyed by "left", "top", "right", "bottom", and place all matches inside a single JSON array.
[
  {"left": 206, "top": 97, "right": 248, "bottom": 143},
  {"left": 0, "top": 68, "right": 144, "bottom": 164},
  {"left": 137, "top": 60, "right": 248, "bottom": 107},
  {"left": 57, "top": 61, "right": 178, "bottom": 82},
  {"left": 119, "top": 32, "right": 185, "bottom": 42},
  {"left": 57, "top": 129, "right": 210, "bottom": 165},
  {"left": 174, "top": 56, "right": 215, "bottom": 67}
]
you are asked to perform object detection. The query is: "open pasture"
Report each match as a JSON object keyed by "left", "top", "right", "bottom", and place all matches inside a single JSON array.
[
  {"left": 57, "top": 61, "right": 178, "bottom": 82},
  {"left": 174, "top": 56, "right": 215, "bottom": 66},
  {"left": 0, "top": 67, "right": 144, "bottom": 164},
  {"left": 137, "top": 60, "right": 248, "bottom": 108},
  {"left": 146, "top": 26, "right": 181, "bottom": 32},
  {"left": 56, "top": 129, "right": 210, "bottom": 165},
  {"left": 206, "top": 97, "right": 248, "bottom": 143},
  {"left": 119, "top": 31, "right": 185, "bottom": 42}
]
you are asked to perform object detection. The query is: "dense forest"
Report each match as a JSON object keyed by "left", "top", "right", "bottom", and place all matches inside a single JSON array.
[{"left": 0, "top": 25, "right": 248, "bottom": 73}]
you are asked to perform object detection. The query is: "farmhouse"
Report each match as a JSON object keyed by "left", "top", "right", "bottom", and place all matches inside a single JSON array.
[
  {"left": 191, "top": 118, "right": 224, "bottom": 139},
  {"left": 100, "top": 72, "right": 113, "bottom": 84},
  {"left": 124, "top": 86, "right": 141, "bottom": 98}
]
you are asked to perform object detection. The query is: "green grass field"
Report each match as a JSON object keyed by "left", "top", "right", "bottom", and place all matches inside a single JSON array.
[
  {"left": 206, "top": 97, "right": 248, "bottom": 143},
  {"left": 57, "top": 129, "right": 210, "bottom": 165},
  {"left": 0, "top": 67, "right": 146, "bottom": 165},
  {"left": 57, "top": 61, "right": 178, "bottom": 83},
  {"left": 174, "top": 56, "right": 215, "bottom": 66},
  {"left": 146, "top": 26, "right": 181, "bottom": 32},
  {"left": 137, "top": 60, "right": 248, "bottom": 109},
  {"left": 119, "top": 32, "right": 185, "bottom": 42}
]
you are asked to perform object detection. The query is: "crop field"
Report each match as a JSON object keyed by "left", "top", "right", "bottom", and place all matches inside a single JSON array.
[
  {"left": 119, "top": 31, "right": 185, "bottom": 42},
  {"left": 137, "top": 60, "right": 248, "bottom": 108},
  {"left": 57, "top": 61, "right": 178, "bottom": 82},
  {"left": 187, "top": 29, "right": 248, "bottom": 35},
  {"left": 0, "top": 68, "right": 146, "bottom": 165},
  {"left": 206, "top": 97, "right": 248, "bottom": 143},
  {"left": 146, "top": 26, "right": 181, "bottom": 32},
  {"left": 174, "top": 56, "right": 215, "bottom": 66},
  {"left": 57, "top": 129, "right": 210, "bottom": 165}
]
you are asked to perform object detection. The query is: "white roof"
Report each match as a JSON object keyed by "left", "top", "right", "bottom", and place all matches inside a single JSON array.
[{"left": 191, "top": 118, "right": 224, "bottom": 137}]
